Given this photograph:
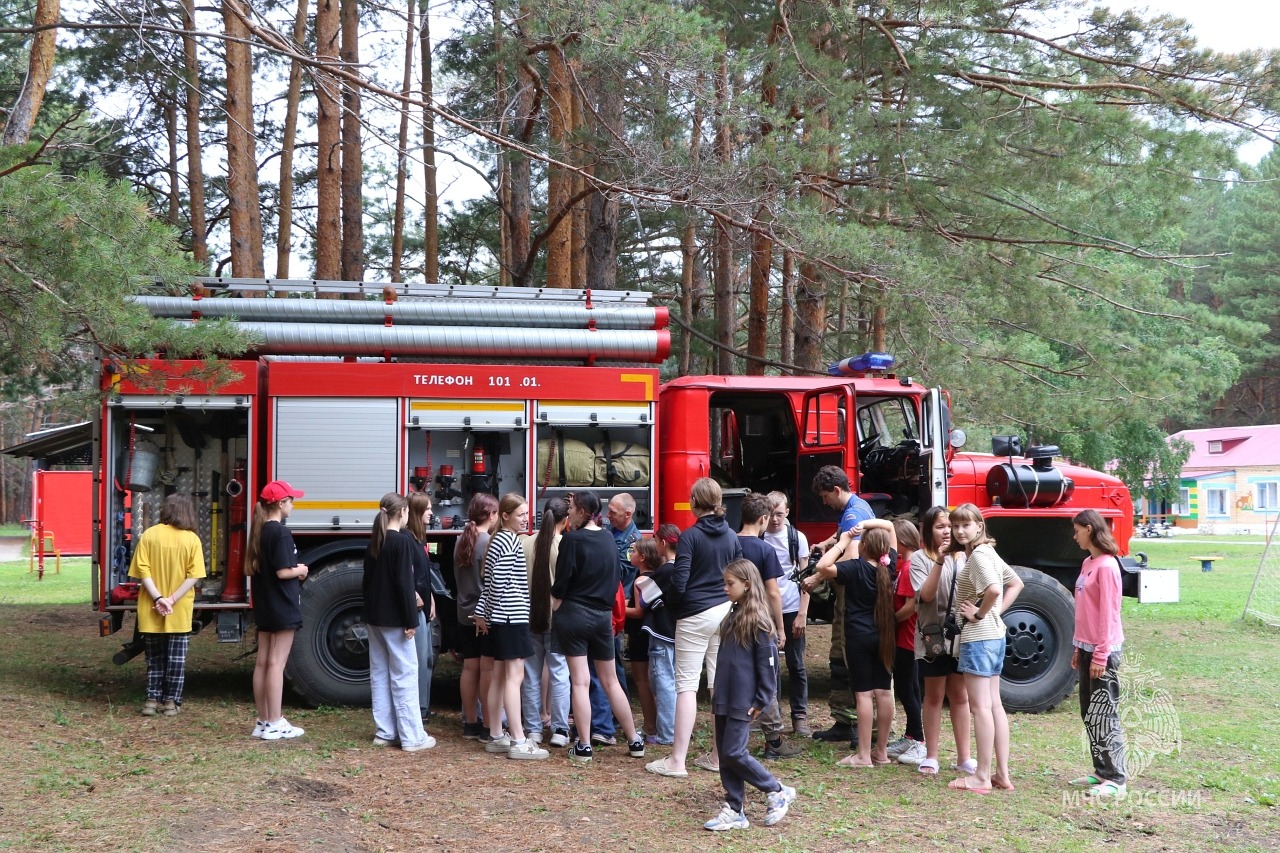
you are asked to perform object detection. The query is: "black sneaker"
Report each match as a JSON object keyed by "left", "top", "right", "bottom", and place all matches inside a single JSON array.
[
  {"left": 462, "top": 721, "right": 485, "bottom": 740},
  {"left": 628, "top": 738, "right": 645, "bottom": 758},
  {"left": 811, "top": 722, "right": 854, "bottom": 742},
  {"left": 568, "top": 742, "right": 594, "bottom": 763}
]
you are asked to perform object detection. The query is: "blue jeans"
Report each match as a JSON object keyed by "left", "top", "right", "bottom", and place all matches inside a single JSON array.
[
  {"left": 522, "top": 630, "right": 570, "bottom": 736},
  {"left": 368, "top": 625, "right": 427, "bottom": 747},
  {"left": 413, "top": 611, "right": 435, "bottom": 715},
  {"left": 588, "top": 634, "right": 627, "bottom": 736},
  {"left": 647, "top": 637, "right": 676, "bottom": 744}
]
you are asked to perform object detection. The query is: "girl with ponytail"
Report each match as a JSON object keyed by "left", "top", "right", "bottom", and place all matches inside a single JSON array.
[
  {"left": 454, "top": 493, "right": 499, "bottom": 739},
  {"left": 245, "top": 480, "right": 308, "bottom": 741},
  {"left": 804, "top": 518, "right": 898, "bottom": 767},
  {"left": 520, "top": 497, "right": 572, "bottom": 746},
  {"left": 363, "top": 492, "right": 434, "bottom": 751}
]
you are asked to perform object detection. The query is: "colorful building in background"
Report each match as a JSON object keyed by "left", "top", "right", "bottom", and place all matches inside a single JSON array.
[{"left": 1162, "top": 425, "right": 1280, "bottom": 534}]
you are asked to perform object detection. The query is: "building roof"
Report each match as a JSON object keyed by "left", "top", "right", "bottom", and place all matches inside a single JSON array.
[
  {"left": 0, "top": 422, "right": 93, "bottom": 463},
  {"left": 1170, "top": 424, "right": 1280, "bottom": 470}
]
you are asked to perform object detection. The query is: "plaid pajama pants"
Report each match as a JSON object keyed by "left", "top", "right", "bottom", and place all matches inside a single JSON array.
[{"left": 144, "top": 633, "right": 190, "bottom": 704}]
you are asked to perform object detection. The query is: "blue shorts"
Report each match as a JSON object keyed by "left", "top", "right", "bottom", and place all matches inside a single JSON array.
[{"left": 958, "top": 637, "right": 1005, "bottom": 677}]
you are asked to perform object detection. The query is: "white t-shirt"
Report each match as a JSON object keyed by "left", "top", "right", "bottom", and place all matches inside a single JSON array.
[{"left": 763, "top": 525, "right": 809, "bottom": 614}]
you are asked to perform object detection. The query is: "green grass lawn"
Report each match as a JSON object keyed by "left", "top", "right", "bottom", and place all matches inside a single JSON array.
[{"left": 0, "top": 557, "right": 92, "bottom": 605}]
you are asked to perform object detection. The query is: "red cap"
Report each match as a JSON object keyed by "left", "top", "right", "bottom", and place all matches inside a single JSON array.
[{"left": 260, "top": 480, "right": 305, "bottom": 503}]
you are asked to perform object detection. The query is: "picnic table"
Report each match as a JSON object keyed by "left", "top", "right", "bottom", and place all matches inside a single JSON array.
[{"left": 1190, "top": 555, "right": 1224, "bottom": 572}]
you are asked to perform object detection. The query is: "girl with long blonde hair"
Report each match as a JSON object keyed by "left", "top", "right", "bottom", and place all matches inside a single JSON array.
[{"left": 701, "top": 558, "right": 796, "bottom": 832}]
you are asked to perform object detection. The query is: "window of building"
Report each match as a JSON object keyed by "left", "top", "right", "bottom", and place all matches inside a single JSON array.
[
  {"left": 1205, "top": 488, "right": 1228, "bottom": 516},
  {"left": 1258, "top": 482, "right": 1279, "bottom": 511},
  {"left": 1170, "top": 488, "right": 1190, "bottom": 516},
  {"left": 1208, "top": 440, "right": 1223, "bottom": 454}
]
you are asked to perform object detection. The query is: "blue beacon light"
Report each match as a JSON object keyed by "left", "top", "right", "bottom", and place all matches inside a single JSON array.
[{"left": 827, "top": 352, "right": 896, "bottom": 376}]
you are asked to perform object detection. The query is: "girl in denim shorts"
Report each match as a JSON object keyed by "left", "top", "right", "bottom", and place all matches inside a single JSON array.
[{"left": 947, "top": 503, "right": 1015, "bottom": 795}]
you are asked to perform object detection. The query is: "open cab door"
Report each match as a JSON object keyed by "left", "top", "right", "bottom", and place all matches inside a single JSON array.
[
  {"left": 795, "top": 384, "right": 856, "bottom": 525},
  {"left": 924, "top": 388, "right": 951, "bottom": 510}
]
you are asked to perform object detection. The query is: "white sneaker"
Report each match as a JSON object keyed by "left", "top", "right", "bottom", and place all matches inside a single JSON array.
[
  {"left": 484, "top": 734, "right": 513, "bottom": 753},
  {"left": 897, "top": 740, "right": 928, "bottom": 765},
  {"left": 403, "top": 735, "right": 437, "bottom": 752},
  {"left": 528, "top": 731, "right": 544, "bottom": 744},
  {"left": 764, "top": 785, "right": 797, "bottom": 827},
  {"left": 703, "top": 804, "right": 749, "bottom": 832},
  {"left": 371, "top": 736, "right": 400, "bottom": 747},
  {"left": 261, "top": 718, "right": 305, "bottom": 740},
  {"left": 251, "top": 720, "right": 268, "bottom": 739},
  {"left": 885, "top": 736, "right": 913, "bottom": 758},
  {"left": 507, "top": 740, "right": 550, "bottom": 760},
  {"left": 549, "top": 729, "right": 570, "bottom": 747}
]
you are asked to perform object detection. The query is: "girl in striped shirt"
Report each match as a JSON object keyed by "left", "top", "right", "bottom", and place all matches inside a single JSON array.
[{"left": 475, "top": 494, "right": 548, "bottom": 760}]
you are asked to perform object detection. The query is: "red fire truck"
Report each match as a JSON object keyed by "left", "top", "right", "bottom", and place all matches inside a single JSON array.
[{"left": 93, "top": 279, "right": 1139, "bottom": 713}]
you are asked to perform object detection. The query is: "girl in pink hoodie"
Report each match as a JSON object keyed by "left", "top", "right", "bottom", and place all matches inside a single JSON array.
[{"left": 1069, "top": 510, "right": 1128, "bottom": 799}]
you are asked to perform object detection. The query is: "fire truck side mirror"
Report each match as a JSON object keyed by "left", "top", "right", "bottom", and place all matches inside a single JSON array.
[{"left": 991, "top": 435, "right": 1023, "bottom": 457}]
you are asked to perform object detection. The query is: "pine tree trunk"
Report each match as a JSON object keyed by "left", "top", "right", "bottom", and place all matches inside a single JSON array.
[
  {"left": 570, "top": 60, "right": 588, "bottom": 289},
  {"left": 780, "top": 248, "right": 794, "bottom": 370},
  {"left": 585, "top": 70, "right": 620, "bottom": 290},
  {"left": 493, "top": 2, "right": 510, "bottom": 286},
  {"left": 314, "top": 0, "right": 342, "bottom": 282},
  {"left": 275, "top": 0, "right": 309, "bottom": 279},
  {"left": 391, "top": 2, "right": 416, "bottom": 283},
  {"left": 222, "top": 0, "right": 265, "bottom": 278},
  {"left": 181, "top": 0, "right": 208, "bottom": 266},
  {"left": 713, "top": 49, "right": 734, "bottom": 375},
  {"left": 508, "top": 41, "right": 537, "bottom": 287},
  {"left": 2, "top": 0, "right": 59, "bottom": 145},
  {"left": 164, "top": 97, "right": 181, "bottom": 227},
  {"left": 746, "top": 20, "right": 782, "bottom": 375},
  {"left": 545, "top": 45, "right": 572, "bottom": 288},
  {"left": 420, "top": 0, "right": 438, "bottom": 283},
  {"left": 679, "top": 90, "right": 704, "bottom": 377},
  {"left": 339, "top": 0, "right": 364, "bottom": 283}
]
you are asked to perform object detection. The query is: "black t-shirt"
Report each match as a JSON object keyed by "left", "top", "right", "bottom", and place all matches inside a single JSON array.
[
  {"left": 551, "top": 527, "right": 621, "bottom": 612},
  {"left": 252, "top": 520, "right": 303, "bottom": 631},
  {"left": 834, "top": 549, "right": 897, "bottom": 641}
]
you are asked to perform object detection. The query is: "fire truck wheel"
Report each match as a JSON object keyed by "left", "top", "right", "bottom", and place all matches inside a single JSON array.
[
  {"left": 286, "top": 558, "right": 372, "bottom": 707},
  {"left": 999, "top": 567, "right": 1076, "bottom": 714}
]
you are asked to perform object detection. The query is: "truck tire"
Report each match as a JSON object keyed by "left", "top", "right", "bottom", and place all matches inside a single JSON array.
[
  {"left": 285, "top": 559, "right": 372, "bottom": 707},
  {"left": 1000, "top": 567, "right": 1076, "bottom": 714}
]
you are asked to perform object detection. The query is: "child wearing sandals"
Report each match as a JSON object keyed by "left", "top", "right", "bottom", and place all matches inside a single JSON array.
[
  {"left": 1068, "top": 510, "right": 1128, "bottom": 799},
  {"left": 947, "top": 503, "right": 1015, "bottom": 794},
  {"left": 912, "top": 507, "right": 973, "bottom": 777},
  {"left": 805, "top": 519, "right": 897, "bottom": 768},
  {"left": 703, "top": 558, "right": 797, "bottom": 832}
]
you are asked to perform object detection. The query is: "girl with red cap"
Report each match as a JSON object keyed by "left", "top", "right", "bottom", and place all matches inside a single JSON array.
[{"left": 246, "top": 480, "right": 309, "bottom": 740}]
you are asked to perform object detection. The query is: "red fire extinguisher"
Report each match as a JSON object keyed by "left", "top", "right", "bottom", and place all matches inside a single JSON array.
[{"left": 471, "top": 447, "right": 487, "bottom": 474}]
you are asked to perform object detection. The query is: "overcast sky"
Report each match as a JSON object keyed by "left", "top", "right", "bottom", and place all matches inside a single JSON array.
[{"left": 1118, "top": 0, "right": 1279, "bottom": 53}]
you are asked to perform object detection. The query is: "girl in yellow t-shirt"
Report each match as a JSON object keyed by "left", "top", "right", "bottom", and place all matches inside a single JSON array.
[{"left": 128, "top": 494, "right": 206, "bottom": 717}]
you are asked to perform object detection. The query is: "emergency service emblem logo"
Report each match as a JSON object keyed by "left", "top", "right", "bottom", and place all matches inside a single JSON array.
[{"left": 1081, "top": 650, "right": 1182, "bottom": 780}]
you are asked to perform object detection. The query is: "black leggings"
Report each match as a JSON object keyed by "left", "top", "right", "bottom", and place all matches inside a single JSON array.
[{"left": 892, "top": 646, "right": 924, "bottom": 741}]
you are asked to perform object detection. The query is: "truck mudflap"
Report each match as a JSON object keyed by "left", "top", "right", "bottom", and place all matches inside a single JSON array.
[{"left": 1000, "top": 567, "right": 1077, "bottom": 713}]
